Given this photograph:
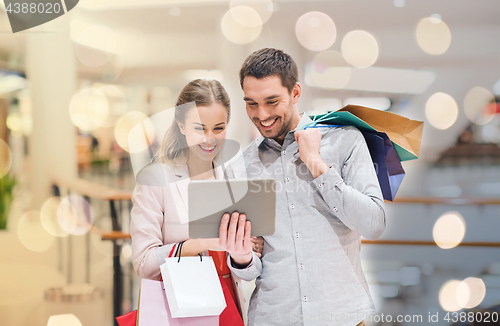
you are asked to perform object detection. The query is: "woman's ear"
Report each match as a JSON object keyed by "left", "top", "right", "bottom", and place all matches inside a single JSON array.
[{"left": 177, "top": 121, "right": 186, "bottom": 135}]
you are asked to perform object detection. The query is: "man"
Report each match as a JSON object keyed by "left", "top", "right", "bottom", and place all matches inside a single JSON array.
[{"left": 219, "top": 48, "right": 386, "bottom": 326}]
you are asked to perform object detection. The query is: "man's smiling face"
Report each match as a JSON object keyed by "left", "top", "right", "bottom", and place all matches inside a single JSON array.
[{"left": 242, "top": 75, "right": 301, "bottom": 143}]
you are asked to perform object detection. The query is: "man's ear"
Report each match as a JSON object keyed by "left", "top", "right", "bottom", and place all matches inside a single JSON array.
[
  {"left": 292, "top": 82, "right": 301, "bottom": 105},
  {"left": 177, "top": 121, "right": 186, "bottom": 135}
]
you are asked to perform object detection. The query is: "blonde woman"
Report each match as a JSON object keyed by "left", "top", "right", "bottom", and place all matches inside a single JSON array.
[{"left": 130, "top": 79, "right": 262, "bottom": 325}]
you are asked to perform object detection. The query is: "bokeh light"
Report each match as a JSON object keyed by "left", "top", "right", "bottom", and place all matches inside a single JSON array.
[
  {"left": 430, "top": 14, "right": 442, "bottom": 23},
  {"left": 464, "top": 86, "right": 496, "bottom": 125},
  {"left": 416, "top": 17, "right": 451, "bottom": 55},
  {"left": 439, "top": 280, "right": 470, "bottom": 312},
  {"left": 47, "top": 314, "right": 83, "bottom": 326},
  {"left": 76, "top": 25, "right": 117, "bottom": 67},
  {"left": 6, "top": 113, "right": 23, "bottom": 137},
  {"left": 425, "top": 92, "right": 458, "bottom": 130},
  {"left": 56, "top": 196, "right": 94, "bottom": 236},
  {"left": 341, "top": 30, "right": 379, "bottom": 68},
  {"left": 69, "top": 88, "right": 110, "bottom": 131},
  {"left": 114, "top": 111, "right": 149, "bottom": 152},
  {"left": 229, "top": 6, "right": 262, "bottom": 28},
  {"left": 88, "top": 89, "right": 110, "bottom": 126},
  {"left": 17, "top": 211, "right": 55, "bottom": 252},
  {"left": 456, "top": 281, "right": 471, "bottom": 308},
  {"left": 40, "top": 197, "right": 68, "bottom": 237},
  {"left": 230, "top": 0, "right": 273, "bottom": 24},
  {"left": 221, "top": 6, "right": 262, "bottom": 44},
  {"left": 463, "top": 277, "right": 486, "bottom": 309},
  {"left": 0, "top": 139, "right": 12, "bottom": 178},
  {"left": 295, "top": 11, "right": 336, "bottom": 51},
  {"left": 120, "top": 243, "right": 132, "bottom": 265},
  {"left": 308, "top": 50, "right": 351, "bottom": 89},
  {"left": 99, "top": 85, "right": 128, "bottom": 120},
  {"left": 433, "top": 211, "right": 466, "bottom": 249}
]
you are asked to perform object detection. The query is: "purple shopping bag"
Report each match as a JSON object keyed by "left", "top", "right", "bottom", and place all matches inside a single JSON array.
[
  {"left": 138, "top": 279, "right": 218, "bottom": 326},
  {"left": 360, "top": 130, "right": 405, "bottom": 201}
]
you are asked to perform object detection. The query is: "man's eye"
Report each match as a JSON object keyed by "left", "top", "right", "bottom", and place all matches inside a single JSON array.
[
  {"left": 248, "top": 102, "right": 257, "bottom": 106},
  {"left": 268, "top": 101, "right": 278, "bottom": 105}
]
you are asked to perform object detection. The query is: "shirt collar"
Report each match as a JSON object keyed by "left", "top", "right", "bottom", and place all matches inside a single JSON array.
[{"left": 255, "top": 113, "right": 312, "bottom": 148}]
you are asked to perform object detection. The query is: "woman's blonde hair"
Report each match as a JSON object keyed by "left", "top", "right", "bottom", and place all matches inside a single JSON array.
[{"left": 157, "top": 79, "right": 230, "bottom": 166}]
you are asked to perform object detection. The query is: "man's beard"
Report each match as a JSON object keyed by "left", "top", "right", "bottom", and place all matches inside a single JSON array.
[{"left": 256, "top": 100, "right": 295, "bottom": 140}]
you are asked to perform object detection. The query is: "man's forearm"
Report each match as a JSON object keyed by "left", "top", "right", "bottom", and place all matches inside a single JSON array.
[{"left": 305, "top": 156, "right": 330, "bottom": 179}]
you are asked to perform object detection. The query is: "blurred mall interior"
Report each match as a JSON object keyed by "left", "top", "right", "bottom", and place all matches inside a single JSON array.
[{"left": 0, "top": 0, "right": 499, "bottom": 325}]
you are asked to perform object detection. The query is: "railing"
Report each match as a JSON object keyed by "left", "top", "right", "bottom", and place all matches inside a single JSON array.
[{"left": 50, "top": 174, "right": 132, "bottom": 326}]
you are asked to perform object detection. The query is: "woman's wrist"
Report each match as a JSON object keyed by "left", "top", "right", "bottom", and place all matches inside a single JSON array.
[{"left": 230, "top": 252, "right": 253, "bottom": 268}]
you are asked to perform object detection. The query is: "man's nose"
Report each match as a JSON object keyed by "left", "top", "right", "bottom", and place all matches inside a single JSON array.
[{"left": 256, "top": 105, "right": 271, "bottom": 121}]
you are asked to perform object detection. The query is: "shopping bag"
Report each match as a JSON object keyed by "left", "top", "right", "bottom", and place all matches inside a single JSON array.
[
  {"left": 137, "top": 278, "right": 218, "bottom": 326},
  {"left": 160, "top": 251, "right": 226, "bottom": 318},
  {"left": 115, "top": 309, "right": 137, "bottom": 326},
  {"left": 309, "top": 105, "right": 423, "bottom": 161},
  {"left": 360, "top": 130, "right": 405, "bottom": 201}
]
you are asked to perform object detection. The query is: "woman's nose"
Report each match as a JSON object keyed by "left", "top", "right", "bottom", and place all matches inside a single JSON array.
[{"left": 204, "top": 130, "right": 215, "bottom": 142}]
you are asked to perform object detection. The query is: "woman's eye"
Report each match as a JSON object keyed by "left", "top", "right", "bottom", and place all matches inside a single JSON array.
[
  {"left": 195, "top": 127, "right": 204, "bottom": 131},
  {"left": 214, "top": 127, "right": 225, "bottom": 131}
]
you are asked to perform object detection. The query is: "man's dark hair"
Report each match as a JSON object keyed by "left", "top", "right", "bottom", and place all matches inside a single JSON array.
[{"left": 239, "top": 48, "right": 298, "bottom": 94}]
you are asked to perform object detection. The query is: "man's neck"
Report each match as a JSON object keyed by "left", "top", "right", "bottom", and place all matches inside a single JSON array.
[{"left": 271, "top": 111, "right": 303, "bottom": 145}]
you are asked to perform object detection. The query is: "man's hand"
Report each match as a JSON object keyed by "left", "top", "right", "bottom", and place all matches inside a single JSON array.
[
  {"left": 219, "top": 212, "right": 253, "bottom": 267},
  {"left": 250, "top": 236, "right": 264, "bottom": 258},
  {"left": 295, "top": 128, "right": 329, "bottom": 178}
]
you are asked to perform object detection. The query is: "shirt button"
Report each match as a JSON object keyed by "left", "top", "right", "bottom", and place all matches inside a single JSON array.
[
  {"left": 286, "top": 177, "right": 290, "bottom": 182},
  {"left": 291, "top": 204, "right": 295, "bottom": 209},
  {"left": 300, "top": 263, "right": 304, "bottom": 269},
  {"left": 282, "top": 150, "right": 286, "bottom": 155},
  {"left": 295, "top": 232, "right": 299, "bottom": 238},
  {"left": 333, "top": 207, "right": 338, "bottom": 212},
  {"left": 318, "top": 183, "right": 324, "bottom": 188},
  {"left": 303, "top": 296, "right": 307, "bottom": 302}
]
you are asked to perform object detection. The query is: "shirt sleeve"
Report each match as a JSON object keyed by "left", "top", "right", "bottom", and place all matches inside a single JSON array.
[
  {"left": 155, "top": 243, "right": 179, "bottom": 265},
  {"left": 227, "top": 252, "right": 262, "bottom": 281},
  {"left": 311, "top": 127, "right": 386, "bottom": 240},
  {"left": 130, "top": 182, "right": 166, "bottom": 280}
]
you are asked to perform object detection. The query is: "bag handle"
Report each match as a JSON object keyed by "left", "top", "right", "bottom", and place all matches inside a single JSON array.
[{"left": 176, "top": 241, "right": 203, "bottom": 263}]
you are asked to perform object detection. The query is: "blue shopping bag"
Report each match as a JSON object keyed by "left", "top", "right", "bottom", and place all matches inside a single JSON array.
[{"left": 360, "top": 130, "right": 405, "bottom": 201}]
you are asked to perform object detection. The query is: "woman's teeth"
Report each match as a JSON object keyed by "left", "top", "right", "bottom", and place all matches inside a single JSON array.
[
  {"left": 261, "top": 118, "right": 276, "bottom": 127},
  {"left": 200, "top": 144, "right": 216, "bottom": 151}
]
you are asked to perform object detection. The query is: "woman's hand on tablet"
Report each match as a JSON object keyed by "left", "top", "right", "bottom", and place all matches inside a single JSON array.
[{"left": 219, "top": 212, "right": 253, "bottom": 267}]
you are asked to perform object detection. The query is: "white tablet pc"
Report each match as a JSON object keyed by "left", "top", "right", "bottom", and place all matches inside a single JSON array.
[{"left": 188, "top": 179, "right": 276, "bottom": 238}]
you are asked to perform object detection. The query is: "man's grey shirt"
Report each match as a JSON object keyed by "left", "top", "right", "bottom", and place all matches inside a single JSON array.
[{"left": 226, "top": 115, "right": 386, "bottom": 326}]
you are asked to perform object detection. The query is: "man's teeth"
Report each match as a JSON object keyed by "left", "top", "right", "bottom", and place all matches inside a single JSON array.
[
  {"left": 261, "top": 118, "right": 276, "bottom": 127},
  {"left": 200, "top": 144, "right": 215, "bottom": 151}
]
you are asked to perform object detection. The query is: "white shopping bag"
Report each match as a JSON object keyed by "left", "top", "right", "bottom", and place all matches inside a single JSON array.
[{"left": 160, "top": 250, "right": 226, "bottom": 318}]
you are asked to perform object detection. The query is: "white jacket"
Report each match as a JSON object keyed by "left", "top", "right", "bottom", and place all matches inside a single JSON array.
[{"left": 130, "top": 161, "right": 248, "bottom": 322}]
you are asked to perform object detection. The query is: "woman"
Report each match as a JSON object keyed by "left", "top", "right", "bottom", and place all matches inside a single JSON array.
[{"left": 129, "top": 79, "right": 262, "bottom": 325}]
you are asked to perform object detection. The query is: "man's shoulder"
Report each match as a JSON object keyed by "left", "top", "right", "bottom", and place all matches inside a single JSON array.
[
  {"left": 321, "top": 124, "right": 363, "bottom": 144},
  {"left": 225, "top": 138, "right": 261, "bottom": 176},
  {"left": 236, "top": 137, "right": 262, "bottom": 161}
]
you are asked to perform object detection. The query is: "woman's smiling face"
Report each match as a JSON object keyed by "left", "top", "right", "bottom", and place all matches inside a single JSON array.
[{"left": 178, "top": 103, "right": 228, "bottom": 162}]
